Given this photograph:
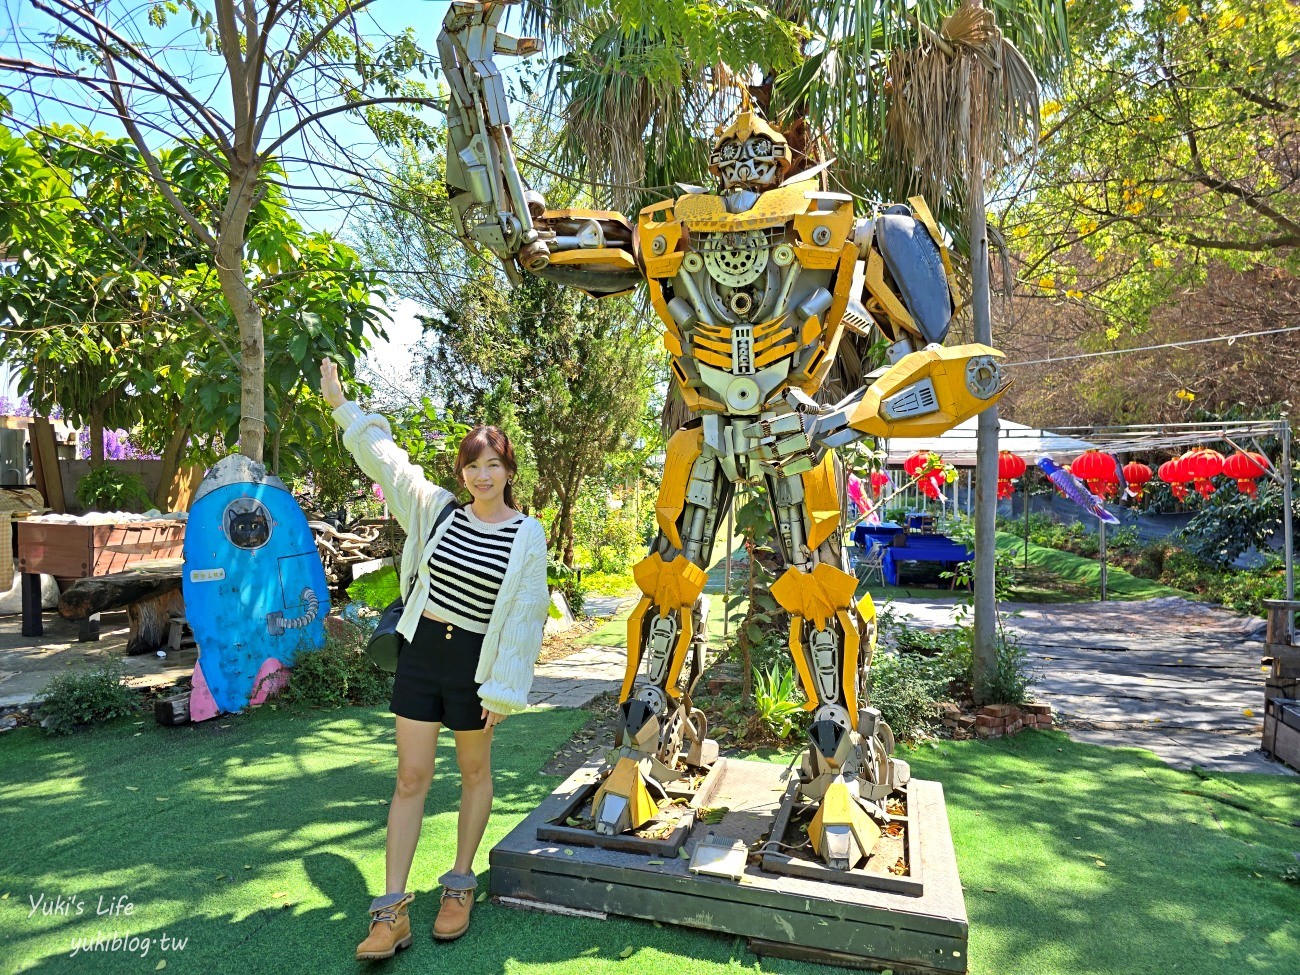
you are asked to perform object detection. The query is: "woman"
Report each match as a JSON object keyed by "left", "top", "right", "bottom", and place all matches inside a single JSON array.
[{"left": 319, "top": 359, "right": 550, "bottom": 959}]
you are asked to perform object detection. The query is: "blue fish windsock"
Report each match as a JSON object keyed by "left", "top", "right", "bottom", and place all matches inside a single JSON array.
[{"left": 1037, "top": 456, "right": 1120, "bottom": 525}]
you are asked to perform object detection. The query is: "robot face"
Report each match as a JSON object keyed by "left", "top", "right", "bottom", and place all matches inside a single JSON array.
[
  {"left": 223, "top": 498, "right": 272, "bottom": 550},
  {"left": 713, "top": 135, "right": 782, "bottom": 190}
]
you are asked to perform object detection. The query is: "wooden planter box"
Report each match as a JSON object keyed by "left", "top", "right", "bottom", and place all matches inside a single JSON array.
[
  {"left": 1261, "top": 698, "right": 1300, "bottom": 772},
  {"left": 17, "top": 519, "right": 185, "bottom": 578}
]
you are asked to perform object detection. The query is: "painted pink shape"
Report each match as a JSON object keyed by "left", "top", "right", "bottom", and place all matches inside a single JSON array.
[
  {"left": 248, "top": 658, "right": 289, "bottom": 706},
  {"left": 189, "top": 663, "right": 220, "bottom": 723}
]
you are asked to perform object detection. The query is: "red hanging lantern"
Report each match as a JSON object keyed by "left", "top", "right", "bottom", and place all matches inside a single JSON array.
[
  {"left": 1071, "top": 450, "right": 1119, "bottom": 484},
  {"left": 869, "top": 470, "right": 890, "bottom": 498},
  {"left": 1181, "top": 448, "right": 1224, "bottom": 498},
  {"left": 1158, "top": 457, "right": 1191, "bottom": 502},
  {"left": 1181, "top": 448, "right": 1225, "bottom": 481},
  {"left": 998, "top": 452, "right": 1027, "bottom": 481},
  {"left": 1222, "top": 451, "right": 1270, "bottom": 497},
  {"left": 1072, "top": 450, "right": 1119, "bottom": 500},
  {"left": 1122, "top": 461, "right": 1153, "bottom": 502},
  {"left": 1157, "top": 457, "right": 1187, "bottom": 484},
  {"left": 904, "top": 451, "right": 946, "bottom": 500},
  {"left": 997, "top": 451, "right": 1026, "bottom": 501}
]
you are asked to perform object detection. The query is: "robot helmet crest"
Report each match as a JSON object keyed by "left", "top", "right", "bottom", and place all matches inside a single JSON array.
[{"left": 709, "top": 92, "right": 792, "bottom": 191}]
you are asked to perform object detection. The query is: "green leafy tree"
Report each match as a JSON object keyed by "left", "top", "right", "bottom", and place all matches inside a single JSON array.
[
  {"left": 1, "top": 0, "right": 439, "bottom": 462},
  {"left": 0, "top": 125, "right": 204, "bottom": 471},
  {"left": 0, "top": 124, "right": 386, "bottom": 493}
]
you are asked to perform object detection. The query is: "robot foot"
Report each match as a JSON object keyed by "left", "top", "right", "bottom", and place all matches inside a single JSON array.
[
  {"left": 797, "top": 714, "right": 910, "bottom": 870},
  {"left": 591, "top": 698, "right": 719, "bottom": 837}
]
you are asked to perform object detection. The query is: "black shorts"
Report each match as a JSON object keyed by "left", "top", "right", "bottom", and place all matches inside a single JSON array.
[{"left": 390, "top": 616, "right": 487, "bottom": 731}]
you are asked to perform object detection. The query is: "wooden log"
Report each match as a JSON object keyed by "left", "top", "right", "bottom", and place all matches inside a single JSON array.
[
  {"left": 126, "top": 588, "right": 185, "bottom": 655},
  {"left": 154, "top": 691, "right": 191, "bottom": 726},
  {"left": 58, "top": 560, "right": 183, "bottom": 620},
  {"left": 29, "top": 418, "right": 65, "bottom": 513}
]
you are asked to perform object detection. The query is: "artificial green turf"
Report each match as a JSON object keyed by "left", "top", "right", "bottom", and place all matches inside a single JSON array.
[
  {"left": 3, "top": 707, "right": 1297, "bottom": 974},
  {"left": 995, "top": 531, "right": 1192, "bottom": 601},
  {"left": 0, "top": 704, "right": 821, "bottom": 975},
  {"left": 754, "top": 731, "right": 1300, "bottom": 975}
]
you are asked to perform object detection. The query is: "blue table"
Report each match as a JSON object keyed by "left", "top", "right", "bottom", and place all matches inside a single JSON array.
[
  {"left": 852, "top": 522, "right": 903, "bottom": 549},
  {"left": 882, "top": 534, "right": 973, "bottom": 587}
]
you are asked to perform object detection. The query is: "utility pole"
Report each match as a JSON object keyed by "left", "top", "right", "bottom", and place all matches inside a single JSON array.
[{"left": 970, "top": 158, "right": 999, "bottom": 701}]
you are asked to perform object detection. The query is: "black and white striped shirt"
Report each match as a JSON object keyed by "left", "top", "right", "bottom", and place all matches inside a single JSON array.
[{"left": 425, "top": 507, "right": 525, "bottom": 634}]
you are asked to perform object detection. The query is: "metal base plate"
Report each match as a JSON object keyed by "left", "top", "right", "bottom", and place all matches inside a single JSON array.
[
  {"left": 489, "top": 752, "right": 969, "bottom": 973},
  {"left": 762, "top": 774, "right": 924, "bottom": 895},
  {"left": 535, "top": 760, "right": 726, "bottom": 857}
]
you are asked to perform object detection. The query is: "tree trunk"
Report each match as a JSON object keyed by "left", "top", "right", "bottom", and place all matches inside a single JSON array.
[
  {"left": 152, "top": 418, "right": 190, "bottom": 510},
  {"left": 89, "top": 408, "right": 104, "bottom": 466},
  {"left": 559, "top": 497, "right": 575, "bottom": 568},
  {"left": 216, "top": 167, "right": 264, "bottom": 463}
]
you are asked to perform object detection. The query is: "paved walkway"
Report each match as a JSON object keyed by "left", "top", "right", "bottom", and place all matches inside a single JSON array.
[
  {"left": 5, "top": 586, "right": 1293, "bottom": 779},
  {"left": 885, "top": 596, "right": 1292, "bottom": 776},
  {"left": 0, "top": 608, "right": 199, "bottom": 709}
]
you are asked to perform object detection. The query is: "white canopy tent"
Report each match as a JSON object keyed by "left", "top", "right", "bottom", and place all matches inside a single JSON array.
[{"left": 883, "top": 416, "right": 1097, "bottom": 468}]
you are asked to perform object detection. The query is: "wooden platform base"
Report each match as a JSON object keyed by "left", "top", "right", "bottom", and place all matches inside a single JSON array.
[{"left": 490, "top": 753, "right": 969, "bottom": 974}]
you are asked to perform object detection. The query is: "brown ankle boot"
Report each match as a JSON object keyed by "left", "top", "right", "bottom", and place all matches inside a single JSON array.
[
  {"left": 355, "top": 892, "right": 414, "bottom": 960},
  {"left": 432, "top": 887, "right": 473, "bottom": 941}
]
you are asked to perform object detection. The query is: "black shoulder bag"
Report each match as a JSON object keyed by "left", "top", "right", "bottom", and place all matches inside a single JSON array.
[{"left": 364, "top": 499, "right": 461, "bottom": 673}]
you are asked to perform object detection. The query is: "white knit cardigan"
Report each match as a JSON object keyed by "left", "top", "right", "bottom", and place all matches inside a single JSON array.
[{"left": 332, "top": 401, "right": 551, "bottom": 715}]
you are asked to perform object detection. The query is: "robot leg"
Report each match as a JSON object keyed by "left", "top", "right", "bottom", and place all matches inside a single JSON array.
[
  {"left": 594, "top": 431, "right": 730, "bottom": 835},
  {"left": 766, "top": 460, "right": 909, "bottom": 870}
]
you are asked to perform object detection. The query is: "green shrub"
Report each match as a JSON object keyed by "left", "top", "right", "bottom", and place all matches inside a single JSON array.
[
  {"left": 74, "top": 465, "right": 152, "bottom": 513},
  {"left": 1108, "top": 525, "right": 1142, "bottom": 551},
  {"left": 752, "top": 663, "right": 804, "bottom": 739},
  {"left": 1215, "top": 563, "right": 1286, "bottom": 617},
  {"left": 347, "top": 564, "right": 400, "bottom": 610},
  {"left": 869, "top": 650, "right": 951, "bottom": 743},
  {"left": 547, "top": 559, "right": 587, "bottom": 617},
  {"left": 975, "top": 634, "right": 1036, "bottom": 706},
  {"left": 38, "top": 659, "right": 140, "bottom": 734},
  {"left": 1133, "top": 541, "right": 1174, "bottom": 579},
  {"left": 281, "top": 632, "right": 393, "bottom": 708}
]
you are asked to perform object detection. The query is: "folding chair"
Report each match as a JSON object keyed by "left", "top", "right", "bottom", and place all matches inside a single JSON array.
[{"left": 855, "top": 541, "right": 886, "bottom": 586}]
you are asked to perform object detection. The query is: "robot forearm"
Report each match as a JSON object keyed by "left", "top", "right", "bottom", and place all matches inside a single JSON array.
[{"left": 439, "top": 1, "right": 544, "bottom": 278}]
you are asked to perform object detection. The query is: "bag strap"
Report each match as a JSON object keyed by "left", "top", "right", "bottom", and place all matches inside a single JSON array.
[{"left": 404, "top": 497, "right": 462, "bottom": 596}]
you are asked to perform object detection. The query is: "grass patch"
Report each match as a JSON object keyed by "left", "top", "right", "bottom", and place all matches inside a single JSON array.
[
  {"left": 579, "top": 568, "right": 636, "bottom": 597},
  {"left": 749, "top": 732, "right": 1300, "bottom": 975},
  {"left": 2, "top": 705, "right": 1297, "bottom": 973},
  {"left": 995, "top": 531, "right": 1193, "bottom": 601}
]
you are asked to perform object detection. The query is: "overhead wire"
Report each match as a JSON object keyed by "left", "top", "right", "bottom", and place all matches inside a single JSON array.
[{"left": 1007, "top": 324, "right": 1300, "bottom": 368}]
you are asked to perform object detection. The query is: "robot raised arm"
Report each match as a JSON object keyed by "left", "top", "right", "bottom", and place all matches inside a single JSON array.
[
  {"left": 438, "top": 0, "right": 643, "bottom": 297},
  {"left": 850, "top": 197, "right": 964, "bottom": 361}
]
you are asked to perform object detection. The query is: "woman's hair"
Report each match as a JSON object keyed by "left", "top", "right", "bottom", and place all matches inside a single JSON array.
[{"left": 454, "top": 425, "right": 518, "bottom": 509}]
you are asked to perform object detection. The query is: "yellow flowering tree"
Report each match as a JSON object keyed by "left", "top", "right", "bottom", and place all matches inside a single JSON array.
[{"left": 1002, "top": 0, "right": 1298, "bottom": 327}]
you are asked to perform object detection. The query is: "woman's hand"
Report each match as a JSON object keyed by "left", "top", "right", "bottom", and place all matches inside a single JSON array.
[
  {"left": 320, "top": 358, "right": 346, "bottom": 409},
  {"left": 481, "top": 708, "right": 507, "bottom": 730}
]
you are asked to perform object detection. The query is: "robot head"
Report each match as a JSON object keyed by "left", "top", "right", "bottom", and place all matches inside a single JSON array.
[{"left": 708, "top": 100, "right": 792, "bottom": 192}]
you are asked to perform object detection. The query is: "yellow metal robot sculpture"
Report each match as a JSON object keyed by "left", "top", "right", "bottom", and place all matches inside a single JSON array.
[{"left": 439, "top": 0, "right": 1006, "bottom": 871}]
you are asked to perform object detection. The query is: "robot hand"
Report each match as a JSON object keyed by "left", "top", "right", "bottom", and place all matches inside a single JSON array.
[
  {"left": 438, "top": 1, "right": 548, "bottom": 276},
  {"left": 740, "top": 390, "right": 845, "bottom": 477}
]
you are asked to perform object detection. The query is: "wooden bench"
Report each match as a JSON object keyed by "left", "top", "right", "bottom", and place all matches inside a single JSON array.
[
  {"left": 58, "top": 559, "right": 185, "bottom": 655},
  {"left": 1262, "top": 599, "right": 1300, "bottom": 704}
]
